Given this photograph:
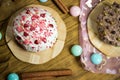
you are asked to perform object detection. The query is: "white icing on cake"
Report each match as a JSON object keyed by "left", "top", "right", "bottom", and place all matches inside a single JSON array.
[{"left": 13, "top": 7, "right": 58, "bottom": 52}]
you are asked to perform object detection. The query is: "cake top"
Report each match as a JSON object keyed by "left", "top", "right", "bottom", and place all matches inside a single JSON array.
[{"left": 13, "top": 7, "right": 58, "bottom": 52}]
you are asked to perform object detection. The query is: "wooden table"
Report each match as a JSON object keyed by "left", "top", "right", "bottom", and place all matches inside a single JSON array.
[{"left": 0, "top": 0, "right": 120, "bottom": 80}]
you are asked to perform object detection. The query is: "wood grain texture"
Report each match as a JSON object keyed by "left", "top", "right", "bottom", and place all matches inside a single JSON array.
[{"left": 0, "top": 0, "right": 120, "bottom": 80}]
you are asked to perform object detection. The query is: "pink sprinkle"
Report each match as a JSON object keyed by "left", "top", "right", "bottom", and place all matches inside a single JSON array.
[
  {"left": 31, "top": 15, "right": 39, "bottom": 20},
  {"left": 30, "top": 26, "right": 35, "bottom": 31},
  {"left": 40, "top": 28, "right": 43, "bottom": 32},
  {"left": 34, "top": 8, "right": 39, "bottom": 12},
  {"left": 30, "top": 41, "right": 32, "bottom": 44},
  {"left": 23, "top": 39, "right": 30, "bottom": 45},
  {"left": 22, "top": 16, "right": 26, "bottom": 21},
  {"left": 16, "top": 26, "right": 23, "bottom": 32},
  {"left": 39, "top": 21, "right": 45, "bottom": 28},
  {"left": 41, "top": 37, "right": 47, "bottom": 43},
  {"left": 26, "top": 20, "right": 30, "bottom": 24}
]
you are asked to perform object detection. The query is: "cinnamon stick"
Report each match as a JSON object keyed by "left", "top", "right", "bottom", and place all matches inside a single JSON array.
[
  {"left": 53, "top": 0, "right": 69, "bottom": 14},
  {"left": 22, "top": 76, "right": 55, "bottom": 80},
  {"left": 21, "top": 69, "right": 72, "bottom": 79}
]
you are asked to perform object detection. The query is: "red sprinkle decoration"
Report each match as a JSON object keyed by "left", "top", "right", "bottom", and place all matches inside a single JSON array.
[
  {"left": 24, "top": 32, "right": 29, "bottom": 37},
  {"left": 26, "top": 10, "right": 30, "bottom": 14},
  {"left": 49, "top": 24, "right": 53, "bottom": 27},
  {"left": 34, "top": 40, "right": 39, "bottom": 44},
  {"left": 16, "top": 36, "right": 21, "bottom": 40},
  {"left": 30, "top": 26, "right": 35, "bottom": 31},
  {"left": 40, "top": 13, "right": 45, "bottom": 18},
  {"left": 24, "top": 23, "right": 29, "bottom": 28}
]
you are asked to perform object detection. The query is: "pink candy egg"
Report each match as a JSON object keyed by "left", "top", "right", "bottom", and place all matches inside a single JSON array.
[{"left": 70, "top": 6, "right": 81, "bottom": 17}]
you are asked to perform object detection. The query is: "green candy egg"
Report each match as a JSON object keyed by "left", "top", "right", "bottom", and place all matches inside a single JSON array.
[
  {"left": 7, "top": 73, "right": 19, "bottom": 80},
  {"left": 39, "top": 0, "right": 48, "bottom": 3},
  {"left": 91, "top": 53, "right": 102, "bottom": 65},
  {"left": 71, "top": 45, "right": 82, "bottom": 56}
]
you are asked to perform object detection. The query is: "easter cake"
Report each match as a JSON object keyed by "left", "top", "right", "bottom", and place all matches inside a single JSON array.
[
  {"left": 13, "top": 7, "right": 58, "bottom": 52},
  {"left": 6, "top": 5, "right": 66, "bottom": 64}
]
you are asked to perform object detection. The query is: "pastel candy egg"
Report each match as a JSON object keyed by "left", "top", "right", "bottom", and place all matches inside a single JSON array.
[
  {"left": 70, "top": 6, "right": 81, "bottom": 17},
  {"left": 0, "top": 32, "right": 2, "bottom": 40},
  {"left": 39, "top": 0, "right": 48, "bottom": 3},
  {"left": 91, "top": 53, "right": 102, "bottom": 65},
  {"left": 7, "top": 73, "right": 19, "bottom": 80},
  {"left": 71, "top": 45, "right": 82, "bottom": 56}
]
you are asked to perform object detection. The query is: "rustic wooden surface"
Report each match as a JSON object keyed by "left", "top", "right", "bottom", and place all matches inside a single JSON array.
[{"left": 0, "top": 0, "right": 120, "bottom": 80}]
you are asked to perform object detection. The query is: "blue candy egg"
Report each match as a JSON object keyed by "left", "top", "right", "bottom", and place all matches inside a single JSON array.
[
  {"left": 91, "top": 53, "right": 102, "bottom": 65},
  {"left": 0, "top": 32, "right": 2, "bottom": 40},
  {"left": 71, "top": 45, "right": 82, "bottom": 56},
  {"left": 7, "top": 73, "right": 19, "bottom": 80},
  {"left": 39, "top": 0, "right": 48, "bottom": 3}
]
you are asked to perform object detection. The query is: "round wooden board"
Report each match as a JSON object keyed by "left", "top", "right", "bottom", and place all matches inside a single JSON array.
[
  {"left": 5, "top": 5, "right": 66, "bottom": 64},
  {"left": 87, "top": 0, "right": 120, "bottom": 57}
]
